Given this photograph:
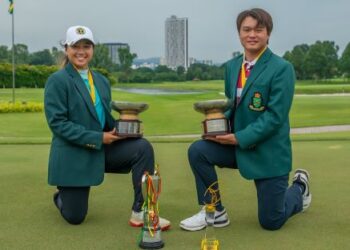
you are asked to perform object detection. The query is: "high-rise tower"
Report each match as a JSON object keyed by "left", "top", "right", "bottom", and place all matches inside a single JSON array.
[{"left": 165, "top": 15, "right": 188, "bottom": 70}]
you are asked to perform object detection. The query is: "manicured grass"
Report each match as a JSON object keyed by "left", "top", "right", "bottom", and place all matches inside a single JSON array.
[
  {"left": 295, "top": 84, "right": 350, "bottom": 94},
  {"left": 117, "top": 80, "right": 350, "bottom": 94},
  {"left": 0, "top": 88, "right": 44, "bottom": 102},
  {"left": 291, "top": 95, "right": 350, "bottom": 128},
  {"left": 1, "top": 79, "right": 350, "bottom": 101},
  {"left": 0, "top": 87, "right": 349, "bottom": 144},
  {"left": 0, "top": 141, "right": 349, "bottom": 249}
]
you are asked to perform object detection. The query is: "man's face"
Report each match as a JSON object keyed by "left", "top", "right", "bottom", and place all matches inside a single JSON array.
[{"left": 239, "top": 16, "right": 269, "bottom": 54}]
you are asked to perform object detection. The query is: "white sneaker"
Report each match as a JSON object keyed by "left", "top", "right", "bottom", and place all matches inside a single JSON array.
[
  {"left": 129, "top": 210, "right": 171, "bottom": 231},
  {"left": 293, "top": 169, "right": 312, "bottom": 212},
  {"left": 179, "top": 207, "right": 230, "bottom": 231}
]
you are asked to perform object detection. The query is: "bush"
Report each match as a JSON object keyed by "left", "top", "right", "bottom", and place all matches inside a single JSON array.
[
  {"left": 92, "top": 67, "right": 117, "bottom": 85},
  {"left": 0, "top": 102, "right": 43, "bottom": 113},
  {"left": 0, "top": 63, "right": 117, "bottom": 88},
  {"left": 0, "top": 64, "right": 58, "bottom": 88}
]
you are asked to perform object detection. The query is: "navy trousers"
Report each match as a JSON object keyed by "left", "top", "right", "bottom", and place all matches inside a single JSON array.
[
  {"left": 188, "top": 139, "right": 303, "bottom": 230},
  {"left": 55, "top": 138, "right": 154, "bottom": 225}
]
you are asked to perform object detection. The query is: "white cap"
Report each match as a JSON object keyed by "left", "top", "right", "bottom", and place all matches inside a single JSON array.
[{"left": 64, "top": 25, "right": 95, "bottom": 46}]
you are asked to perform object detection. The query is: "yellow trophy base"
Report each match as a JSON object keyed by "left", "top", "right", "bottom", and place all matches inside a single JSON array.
[{"left": 201, "top": 238, "right": 219, "bottom": 250}]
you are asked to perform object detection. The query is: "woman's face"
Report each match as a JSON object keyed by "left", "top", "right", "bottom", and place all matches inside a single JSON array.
[{"left": 66, "top": 40, "right": 94, "bottom": 70}]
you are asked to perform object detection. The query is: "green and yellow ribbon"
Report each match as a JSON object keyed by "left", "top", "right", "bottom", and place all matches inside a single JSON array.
[
  {"left": 8, "top": 0, "right": 14, "bottom": 14},
  {"left": 87, "top": 70, "right": 96, "bottom": 104}
]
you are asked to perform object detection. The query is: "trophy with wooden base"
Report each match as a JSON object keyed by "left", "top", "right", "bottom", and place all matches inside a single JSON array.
[
  {"left": 111, "top": 101, "right": 148, "bottom": 137},
  {"left": 139, "top": 167, "right": 164, "bottom": 249},
  {"left": 194, "top": 99, "right": 234, "bottom": 137},
  {"left": 201, "top": 182, "right": 221, "bottom": 250}
]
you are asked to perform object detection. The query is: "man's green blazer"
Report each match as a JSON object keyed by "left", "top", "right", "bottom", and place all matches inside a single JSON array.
[
  {"left": 44, "top": 63, "right": 115, "bottom": 186},
  {"left": 224, "top": 48, "right": 296, "bottom": 180}
]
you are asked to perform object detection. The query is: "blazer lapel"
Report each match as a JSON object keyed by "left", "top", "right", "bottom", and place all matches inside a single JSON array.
[
  {"left": 238, "top": 48, "right": 272, "bottom": 105},
  {"left": 65, "top": 63, "right": 100, "bottom": 123}
]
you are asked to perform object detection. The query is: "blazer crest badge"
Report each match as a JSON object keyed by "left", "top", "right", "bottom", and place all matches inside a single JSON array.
[{"left": 249, "top": 92, "right": 265, "bottom": 111}]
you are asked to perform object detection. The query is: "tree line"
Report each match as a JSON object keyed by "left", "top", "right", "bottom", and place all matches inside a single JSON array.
[
  {"left": 0, "top": 44, "right": 224, "bottom": 83},
  {"left": 283, "top": 41, "right": 350, "bottom": 80},
  {"left": 0, "top": 40, "right": 350, "bottom": 86}
]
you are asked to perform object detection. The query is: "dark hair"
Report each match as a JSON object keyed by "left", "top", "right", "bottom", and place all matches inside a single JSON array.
[
  {"left": 236, "top": 8, "right": 273, "bottom": 35},
  {"left": 60, "top": 44, "right": 69, "bottom": 68}
]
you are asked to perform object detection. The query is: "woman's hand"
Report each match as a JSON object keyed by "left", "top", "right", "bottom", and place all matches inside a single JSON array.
[
  {"left": 103, "top": 128, "right": 122, "bottom": 144},
  {"left": 205, "top": 133, "right": 238, "bottom": 145}
]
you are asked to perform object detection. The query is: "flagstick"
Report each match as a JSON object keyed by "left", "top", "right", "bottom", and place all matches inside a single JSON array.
[{"left": 11, "top": 9, "right": 15, "bottom": 103}]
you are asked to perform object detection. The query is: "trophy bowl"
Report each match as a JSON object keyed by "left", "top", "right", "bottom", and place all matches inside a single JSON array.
[
  {"left": 194, "top": 99, "right": 234, "bottom": 137},
  {"left": 111, "top": 101, "right": 149, "bottom": 137}
]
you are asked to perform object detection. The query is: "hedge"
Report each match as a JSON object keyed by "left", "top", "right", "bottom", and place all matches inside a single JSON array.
[
  {"left": 0, "top": 63, "right": 116, "bottom": 88},
  {"left": 0, "top": 102, "right": 43, "bottom": 113}
]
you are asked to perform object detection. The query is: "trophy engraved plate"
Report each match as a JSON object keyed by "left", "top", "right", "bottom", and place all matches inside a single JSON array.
[
  {"left": 111, "top": 101, "right": 148, "bottom": 137},
  {"left": 205, "top": 119, "right": 229, "bottom": 135},
  {"left": 115, "top": 120, "right": 140, "bottom": 135},
  {"left": 194, "top": 99, "right": 234, "bottom": 137},
  {"left": 139, "top": 168, "right": 164, "bottom": 249}
]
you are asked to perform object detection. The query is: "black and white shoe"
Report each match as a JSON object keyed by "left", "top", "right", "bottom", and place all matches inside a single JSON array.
[{"left": 293, "top": 169, "right": 312, "bottom": 211}]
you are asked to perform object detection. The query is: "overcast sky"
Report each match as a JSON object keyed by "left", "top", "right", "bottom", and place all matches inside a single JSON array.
[{"left": 0, "top": 0, "right": 349, "bottom": 63}]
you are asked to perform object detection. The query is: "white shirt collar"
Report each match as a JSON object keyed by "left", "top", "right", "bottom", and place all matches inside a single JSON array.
[{"left": 243, "top": 58, "right": 257, "bottom": 69}]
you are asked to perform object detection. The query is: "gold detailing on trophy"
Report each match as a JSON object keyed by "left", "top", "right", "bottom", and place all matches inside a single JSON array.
[{"left": 201, "top": 181, "right": 220, "bottom": 250}]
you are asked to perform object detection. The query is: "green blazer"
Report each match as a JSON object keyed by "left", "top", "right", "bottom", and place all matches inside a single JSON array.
[
  {"left": 44, "top": 63, "right": 115, "bottom": 186},
  {"left": 224, "top": 48, "right": 295, "bottom": 180}
]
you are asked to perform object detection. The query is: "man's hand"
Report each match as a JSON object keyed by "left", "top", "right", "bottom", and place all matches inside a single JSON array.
[
  {"left": 103, "top": 128, "right": 123, "bottom": 144},
  {"left": 205, "top": 133, "right": 238, "bottom": 145}
]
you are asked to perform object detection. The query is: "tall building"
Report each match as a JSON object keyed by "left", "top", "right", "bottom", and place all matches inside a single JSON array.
[
  {"left": 165, "top": 15, "right": 188, "bottom": 70},
  {"left": 102, "top": 42, "right": 129, "bottom": 64}
]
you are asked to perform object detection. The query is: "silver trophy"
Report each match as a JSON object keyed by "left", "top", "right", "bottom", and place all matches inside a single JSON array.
[
  {"left": 111, "top": 101, "right": 148, "bottom": 137},
  {"left": 194, "top": 99, "right": 234, "bottom": 137},
  {"left": 139, "top": 171, "right": 164, "bottom": 249}
]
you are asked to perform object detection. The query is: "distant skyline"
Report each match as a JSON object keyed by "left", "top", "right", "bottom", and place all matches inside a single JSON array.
[{"left": 0, "top": 0, "right": 349, "bottom": 63}]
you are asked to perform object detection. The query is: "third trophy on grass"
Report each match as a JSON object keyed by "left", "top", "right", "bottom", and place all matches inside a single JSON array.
[
  {"left": 201, "top": 181, "right": 220, "bottom": 250},
  {"left": 139, "top": 165, "right": 164, "bottom": 249}
]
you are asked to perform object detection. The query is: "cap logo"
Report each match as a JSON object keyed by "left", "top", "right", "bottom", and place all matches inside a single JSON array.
[{"left": 76, "top": 27, "right": 86, "bottom": 35}]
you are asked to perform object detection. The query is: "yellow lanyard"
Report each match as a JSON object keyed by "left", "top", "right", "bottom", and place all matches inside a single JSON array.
[
  {"left": 87, "top": 70, "right": 96, "bottom": 104},
  {"left": 240, "top": 47, "right": 267, "bottom": 88},
  {"left": 73, "top": 65, "right": 96, "bottom": 104}
]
